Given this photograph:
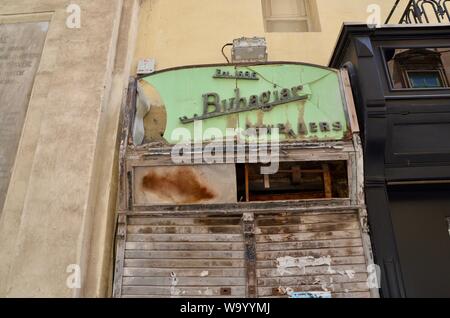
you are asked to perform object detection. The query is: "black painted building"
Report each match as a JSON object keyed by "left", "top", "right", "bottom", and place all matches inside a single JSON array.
[{"left": 330, "top": 24, "right": 450, "bottom": 298}]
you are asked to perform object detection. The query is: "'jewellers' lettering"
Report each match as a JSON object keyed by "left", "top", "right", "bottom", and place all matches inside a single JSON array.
[
  {"left": 180, "top": 85, "right": 307, "bottom": 124},
  {"left": 245, "top": 122, "right": 344, "bottom": 138}
]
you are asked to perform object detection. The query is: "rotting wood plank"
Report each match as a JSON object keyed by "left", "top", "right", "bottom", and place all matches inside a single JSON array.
[
  {"left": 242, "top": 213, "right": 257, "bottom": 298},
  {"left": 122, "top": 286, "right": 246, "bottom": 297},
  {"left": 256, "top": 255, "right": 367, "bottom": 269},
  {"left": 258, "top": 274, "right": 369, "bottom": 286},
  {"left": 259, "top": 291, "right": 371, "bottom": 299},
  {"left": 256, "top": 238, "right": 363, "bottom": 251},
  {"left": 257, "top": 282, "right": 370, "bottom": 297},
  {"left": 257, "top": 264, "right": 368, "bottom": 277},
  {"left": 124, "top": 268, "right": 246, "bottom": 278},
  {"left": 112, "top": 214, "right": 127, "bottom": 298},
  {"left": 256, "top": 213, "right": 358, "bottom": 226},
  {"left": 125, "top": 242, "right": 245, "bottom": 251},
  {"left": 122, "top": 295, "right": 244, "bottom": 298},
  {"left": 124, "top": 259, "right": 246, "bottom": 268},
  {"left": 127, "top": 225, "right": 242, "bottom": 235},
  {"left": 127, "top": 233, "right": 244, "bottom": 242},
  {"left": 333, "top": 292, "right": 371, "bottom": 298},
  {"left": 130, "top": 200, "right": 358, "bottom": 214},
  {"left": 123, "top": 277, "right": 246, "bottom": 287},
  {"left": 255, "top": 230, "right": 362, "bottom": 243},
  {"left": 128, "top": 217, "right": 242, "bottom": 226},
  {"left": 323, "top": 163, "right": 333, "bottom": 198},
  {"left": 124, "top": 250, "right": 245, "bottom": 259},
  {"left": 255, "top": 222, "right": 360, "bottom": 234},
  {"left": 256, "top": 246, "right": 364, "bottom": 260},
  {"left": 118, "top": 79, "right": 136, "bottom": 212}
]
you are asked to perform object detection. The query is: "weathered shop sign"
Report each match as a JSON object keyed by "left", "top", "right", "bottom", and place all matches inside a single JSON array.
[
  {"left": 142, "top": 63, "right": 349, "bottom": 144},
  {"left": 180, "top": 86, "right": 307, "bottom": 123}
]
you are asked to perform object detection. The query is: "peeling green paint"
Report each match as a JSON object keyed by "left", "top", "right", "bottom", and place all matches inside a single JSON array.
[{"left": 143, "top": 63, "right": 349, "bottom": 144}]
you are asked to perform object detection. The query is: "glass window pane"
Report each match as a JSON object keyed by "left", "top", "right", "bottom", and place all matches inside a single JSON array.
[
  {"left": 408, "top": 71, "right": 443, "bottom": 88},
  {"left": 384, "top": 48, "right": 450, "bottom": 89}
]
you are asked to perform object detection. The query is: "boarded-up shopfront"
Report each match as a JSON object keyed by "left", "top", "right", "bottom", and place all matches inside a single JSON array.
[{"left": 113, "top": 63, "right": 377, "bottom": 298}]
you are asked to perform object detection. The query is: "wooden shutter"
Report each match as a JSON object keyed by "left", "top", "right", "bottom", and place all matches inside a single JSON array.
[
  {"left": 115, "top": 215, "right": 246, "bottom": 298},
  {"left": 113, "top": 210, "right": 372, "bottom": 298}
]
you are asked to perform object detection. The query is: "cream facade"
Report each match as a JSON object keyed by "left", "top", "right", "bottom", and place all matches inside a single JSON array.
[
  {"left": 0, "top": 0, "right": 397, "bottom": 298},
  {"left": 133, "top": 0, "right": 395, "bottom": 71}
]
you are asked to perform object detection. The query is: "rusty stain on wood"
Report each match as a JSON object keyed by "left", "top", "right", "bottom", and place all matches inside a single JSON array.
[{"left": 142, "top": 166, "right": 216, "bottom": 204}]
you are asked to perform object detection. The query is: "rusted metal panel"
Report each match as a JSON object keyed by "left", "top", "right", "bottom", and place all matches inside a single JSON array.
[{"left": 133, "top": 165, "right": 237, "bottom": 206}]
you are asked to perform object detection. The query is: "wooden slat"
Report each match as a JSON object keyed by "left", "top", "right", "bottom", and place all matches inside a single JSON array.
[
  {"left": 128, "top": 217, "right": 242, "bottom": 226},
  {"left": 125, "top": 250, "right": 245, "bottom": 259},
  {"left": 257, "top": 264, "right": 368, "bottom": 277},
  {"left": 122, "top": 295, "right": 243, "bottom": 298},
  {"left": 323, "top": 163, "right": 332, "bottom": 198},
  {"left": 256, "top": 238, "right": 363, "bottom": 251},
  {"left": 255, "top": 222, "right": 359, "bottom": 234},
  {"left": 259, "top": 291, "right": 371, "bottom": 299},
  {"left": 256, "top": 256, "right": 366, "bottom": 268},
  {"left": 256, "top": 213, "right": 358, "bottom": 226},
  {"left": 257, "top": 282, "right": 370, "bottom": 296},
  {"left": 127, "top": 233, "right": 243, "bottom": 242},
  {"left": 124, "top": 268, "right": 246, "bottom": 277},
  {"left": 255, "top": 230, "right": 362, "bottom": 243},
  {"left": 256, "top": 247, "right": 364, "bottom": 260},
  {"left": 122, "top": 286, "right": 246, "bottom": 296},
  {"left": 258, "top": 274, "right": 368, "bottom": 286},
  {"left": 123, "top": 277, "right": 246, "bottom": 286},
  {"left": 125, "top": 242, "right": 244, "bottom": 251},
  {"left": 127, "top": 225, "right": 241, "bottom": 234},
  {"left": 112, "top": 215, "right": 127, "bottom": 298},
  {"left": 333, "top": 292, "right": 371, "bottom": 298},
  {"left": 124, "top": 259, "right": 246, "bottom": 268}
]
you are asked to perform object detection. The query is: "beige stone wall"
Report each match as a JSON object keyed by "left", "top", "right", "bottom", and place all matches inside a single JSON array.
[
  {"left": 0, "top": 0, "right": 139, "bottom": 297},
  {"left": 133, "top": 0, "right": 395, "bottom": 71}
]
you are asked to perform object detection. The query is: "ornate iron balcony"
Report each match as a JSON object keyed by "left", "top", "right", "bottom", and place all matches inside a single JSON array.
[{"left": 386, "top": 0, "right": 450, "bottom": 24}]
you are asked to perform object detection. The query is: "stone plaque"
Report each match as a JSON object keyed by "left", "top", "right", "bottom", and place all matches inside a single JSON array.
[{"left": 0, "top": 21, "right": 48, "bottom": 212}]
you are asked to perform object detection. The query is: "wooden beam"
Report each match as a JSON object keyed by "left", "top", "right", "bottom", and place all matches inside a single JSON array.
[
  {"left": 245, "top": 164, "right": 250, "bottom": 202},
  {"left": 242, "top": 213, "right": 257, "bottom": 298},
  {"left": 323, "top": 163, "right": 332, "bottom": 199}
]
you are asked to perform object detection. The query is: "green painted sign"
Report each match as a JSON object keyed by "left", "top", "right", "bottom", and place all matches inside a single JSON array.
[{"left": 143, "top": 63, "right": 349, "bottom": 144}]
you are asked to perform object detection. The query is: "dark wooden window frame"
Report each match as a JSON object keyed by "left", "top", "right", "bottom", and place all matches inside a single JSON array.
[{"left": 379, "top": 44, "right": 450, "bottom": 93}]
